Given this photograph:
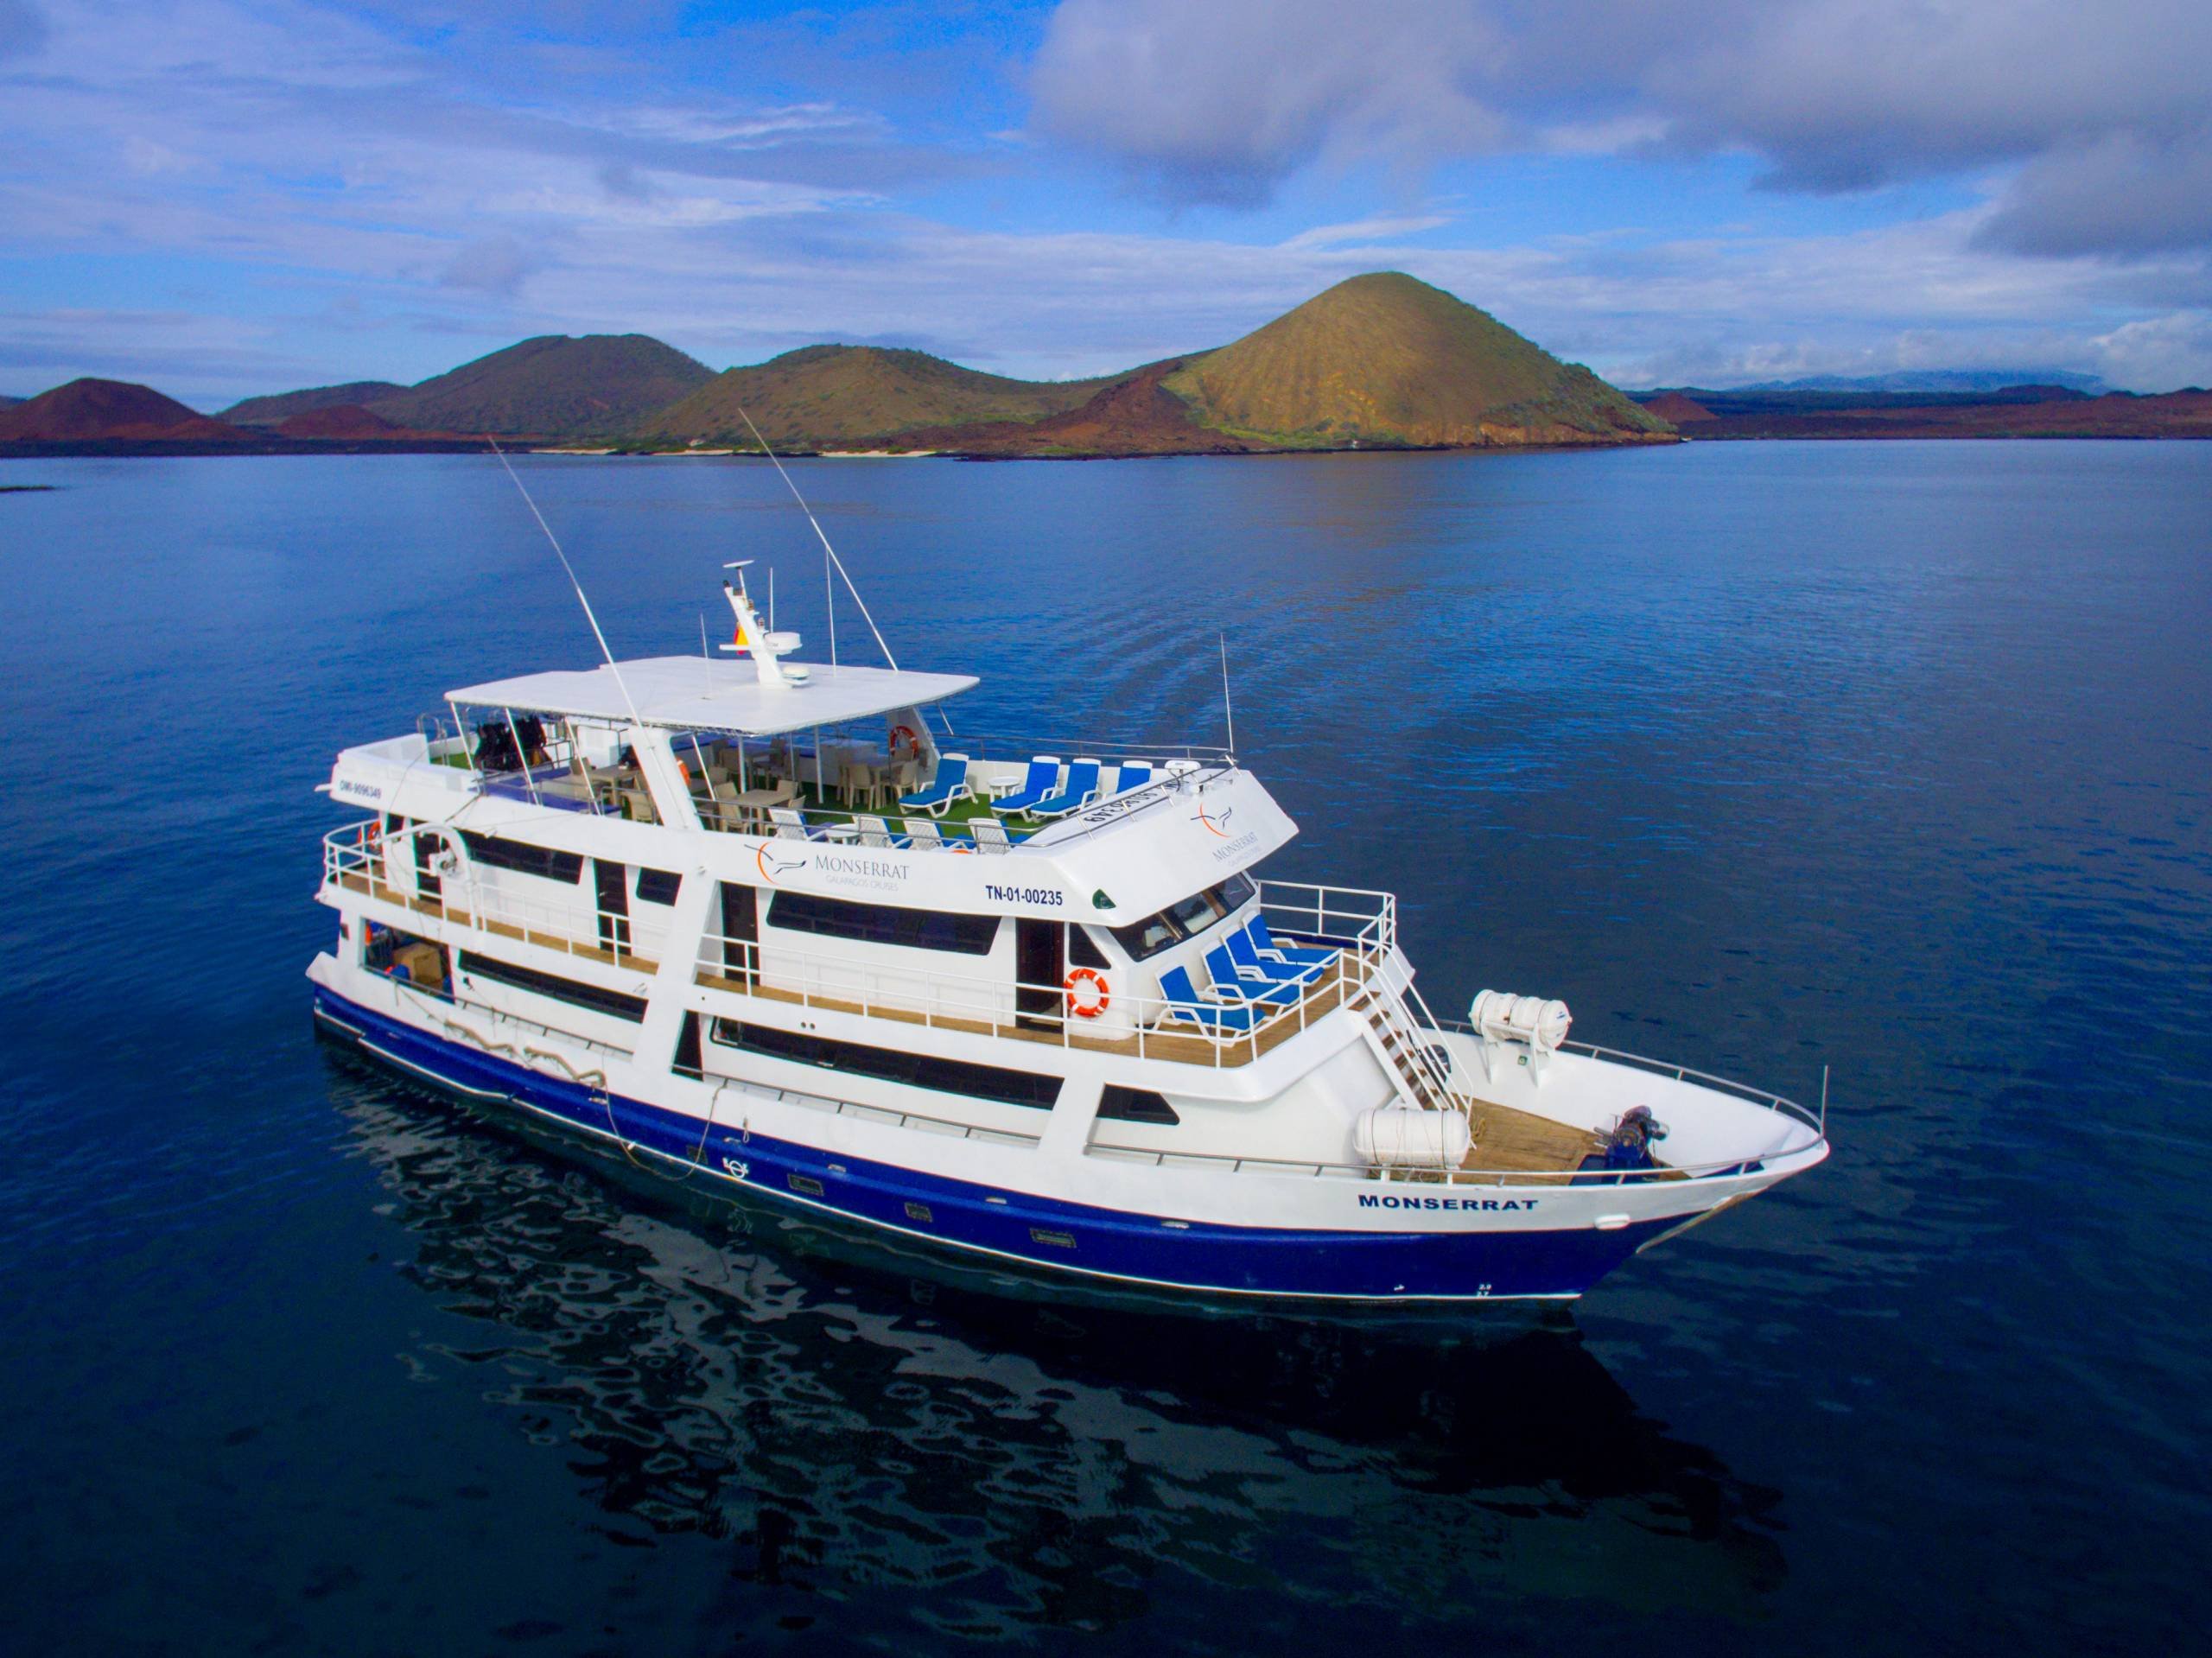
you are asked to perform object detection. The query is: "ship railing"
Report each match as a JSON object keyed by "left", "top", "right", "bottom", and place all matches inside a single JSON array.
[
  {"left": 407, "top": 983, "right": 638, "bottom": 1069},
  {"left": 1082, "top": 1139, "right": 1804, "bottom": 1186},
  {"left": 323, "top": 820, "right": 659, "bottom": 967},
  {"left": 947, "top": 732, "right": 1235, "bottom": 769},
  {"left": 1253, "top": 880, "right": 1397, "bottom": 955},
  {"left": 734, "top": 1084, "right": 1043, "bottom": 1149},
  {"left": 691, "top": 902, "right": 1397, "bottom": 1071},
  {"left": 1427, "top": 1015, "right": 1827, "bottom": 1139}
]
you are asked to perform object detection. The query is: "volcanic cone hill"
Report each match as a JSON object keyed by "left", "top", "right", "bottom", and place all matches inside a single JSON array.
[
  {"left": 365, "top": 334, "right": 714, "bottom": 437},
  {"left": 224, "top": 381, "right": 407, "bottom": 426},
  {"left": 0, "top": 378, "right": 249, "bottom": 444},
  {"left": 641, "top": 345, "right": 1116, "bottom": 449},
  {"left": 1162, "top": 273, "right": 1670, "bottom": 448}
]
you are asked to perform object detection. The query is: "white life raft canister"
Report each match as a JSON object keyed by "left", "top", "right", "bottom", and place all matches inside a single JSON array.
[
  {"left": 1356, "top": 1105, "right": 1473, "bottom": 1168},
  {"left": 1470, "top": 988, "right": 1572, "bottom": 1051}
]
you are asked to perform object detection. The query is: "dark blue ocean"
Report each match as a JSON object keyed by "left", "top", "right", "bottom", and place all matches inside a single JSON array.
[{"left": 2, "top": 443, "right": 2205, "bottom": 1655}]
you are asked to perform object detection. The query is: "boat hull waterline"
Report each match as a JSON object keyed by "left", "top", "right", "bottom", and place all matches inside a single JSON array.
[{"left": 313, "top": 986, "right": 1789, "bottom": 1303}]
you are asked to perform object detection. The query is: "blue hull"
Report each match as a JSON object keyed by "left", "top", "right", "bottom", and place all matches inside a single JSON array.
[{"left": 313, "top": 988, "right": 1666, "bottom": 1301}]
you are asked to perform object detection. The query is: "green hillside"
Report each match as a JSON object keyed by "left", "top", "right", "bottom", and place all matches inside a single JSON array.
[
  {"left": 222, "top": 381, "right": 406, "bottom": 427},
  {"left": 370, "top": 334, "right": 713, "bottom": 437},
  {"left": 639, "top": 345, "right": 1115, "bottom": 448},
  {"left": 1164, "top": 272, "right": 1668, "bottom": 447}
]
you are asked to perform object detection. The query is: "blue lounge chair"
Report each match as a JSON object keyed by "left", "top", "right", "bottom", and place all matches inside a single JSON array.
[
  {"left": 899, "top": 752, "right": 969, "bottom": 817},
  {"left": 1029, "top": 757, "right": 1103, "bottom": 820},
  {"left": 1227, "top": 923, "right": 1325, "bottom": 986},
  {"left": 1247, "top": 913, "right": 1336, "bottom": 969},
  {"left": 1204, "top": 943, "right": 1303, "bottom": 1007},
  {"left": 991, "top": 755, "right": 1061, "bottom": 818},
  {"left": 1111, "top": 760, "right": 1153, "bottom": 795},
  {"left": 969, "top": 819, "right": 1016, "bottom": 854},
  {"left": 1158, "top": 964, "right": 1260, "bottom": 1036}
]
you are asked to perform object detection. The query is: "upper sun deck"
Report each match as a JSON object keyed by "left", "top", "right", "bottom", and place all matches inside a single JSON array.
[{"left": 448, "top": 654, "right": 979, "bottom": 739}]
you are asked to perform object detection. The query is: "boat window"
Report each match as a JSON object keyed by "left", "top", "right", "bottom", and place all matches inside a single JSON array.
[
  {"left": 766, "top": 891, "right": 999, "bottom": 956},
  {"left": 364, "top": 922, "right": 448, "bottom": 994},
  {"left": 1108, "top": 873, "right": 1258, "bottom": 962},
  {"left": 457, "top": 829, "right": 583, "bottom": 885},
  {"left": 1097, "top": 1085, "right": 1179, "bottom": 1126},
  {"left": 458, "top": 950, "right": 646, "bottom": 1022},
  {"left": 634, "top": 867, "right": 681, "bottom": 906},
  {"left": 671, "top": 1011, "right": 703, "bottom": 1080},
  {"left": 1070, "top": 928, "right": 1110, "bottom": 969},
  {"left": 709, "top": 1020, "right": 1061, "bottom": 1109}
]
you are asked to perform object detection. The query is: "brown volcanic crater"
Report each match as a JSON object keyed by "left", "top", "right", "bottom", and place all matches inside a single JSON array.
[
  {"left": 1642, "top": 391, "right": 1714, "bottom": 424},
  {"left": 275, "top": 403, "right": 404, "bottom": 440},
  {"left": 0, "top": 378, "right": 250, "bottom": 442}
]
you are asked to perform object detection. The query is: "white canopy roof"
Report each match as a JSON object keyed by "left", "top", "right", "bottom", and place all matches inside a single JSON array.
[{"left": 448, "top": 656, "right": 977, "bottom": 736}]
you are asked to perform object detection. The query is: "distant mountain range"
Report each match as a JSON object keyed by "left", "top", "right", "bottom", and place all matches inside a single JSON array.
[
  {"left": 1729, "top": 369, "right": 2110, "bottom": 395},
  {"left": 7, "top": 276, "right": 2209, "bottom": 458}
]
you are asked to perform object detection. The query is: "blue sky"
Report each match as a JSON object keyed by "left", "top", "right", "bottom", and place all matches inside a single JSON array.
[{"left": 3, "top": 0, "right": 2209, "bottom": 405}]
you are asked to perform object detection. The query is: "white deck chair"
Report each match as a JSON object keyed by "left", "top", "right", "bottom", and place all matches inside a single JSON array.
[
  {"left": 969, "top": 819, "right": 1014, "bottom": 854},
  {"left": 854, "top": 814, "right": 910, "bottom": 848}
]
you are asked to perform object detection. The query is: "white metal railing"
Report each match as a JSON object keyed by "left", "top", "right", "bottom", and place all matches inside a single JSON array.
[
  {"left": 690, "top": 913, "right": 1385, "bottom": 1070},
  {"left": 1430, "top": 1015, "right": 1826, "bottom": 1141},
  {"left": 325, "top": 820, "right": 658, "bottom": 967},
  {"left": 1083, "top": 1135, "right": 1807, "bottom": 1186},
  {"left": 694, "top": 921, "right": 1361, "bottom": 1069}
]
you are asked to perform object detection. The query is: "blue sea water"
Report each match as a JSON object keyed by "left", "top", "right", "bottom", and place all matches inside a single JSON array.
[{"left": 0, "top": 442, "right": 2205, "bottom": 1655}]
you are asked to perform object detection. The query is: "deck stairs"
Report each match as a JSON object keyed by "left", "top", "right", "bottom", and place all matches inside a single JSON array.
[{"left": 1347, "top": 973, "right": 1474, "bottom": 1120}]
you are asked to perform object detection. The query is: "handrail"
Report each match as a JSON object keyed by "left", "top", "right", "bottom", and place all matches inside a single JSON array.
[
  {"left": 690, "top": 913, "right": 1386, "bottom": 1071},
  {"left": 1084, "top": 1136, "right": 1811, "bottom": 1185},
  {"left": 327, "top": 820, "right": 660, "bottom": 969},
  {"left": 1428, "top": 1016, "right": 1824, "bottom": 1136}
]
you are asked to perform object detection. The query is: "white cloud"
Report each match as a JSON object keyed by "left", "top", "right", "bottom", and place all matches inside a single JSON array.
[{"left": 1030, "top": 0, "right": 2212, "bottom": 260}]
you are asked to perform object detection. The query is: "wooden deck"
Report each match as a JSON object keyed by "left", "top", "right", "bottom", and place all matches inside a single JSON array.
[{"left": 1457, "top": 1099, "right": 1689, "bottom": 1183}]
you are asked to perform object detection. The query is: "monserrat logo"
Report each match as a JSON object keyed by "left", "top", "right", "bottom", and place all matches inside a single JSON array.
[
  {"left": 753, "top": 844, "right": 809, "bottom": 884},
  {"left": 1192, "top": 803, "right": 1235, "bottom": 837}
]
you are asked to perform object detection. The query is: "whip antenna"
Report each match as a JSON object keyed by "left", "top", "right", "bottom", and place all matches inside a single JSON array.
[
  {"left": 1219, "top": 631, "right": 1236, "bottom": 759},
  {"left": 734, "top": 406, "right": 901, "bottom": 672},
  {"left": 487, "top": 437, "right": 642, "bottom": 725}
]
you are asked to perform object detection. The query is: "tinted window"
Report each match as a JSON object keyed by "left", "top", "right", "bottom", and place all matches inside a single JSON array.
[
  {"left": 1098, "top": 1085, "right": 1179, "bottom": 1125},
  {"left": 635, "top": 867, "right": 681, "bottom": 905},
  {"left": 766, "top": 891, "right": 999, "bottom": 955},
  {"left": 710, "top": 1020, "right": 1060, "bottom": 1109},
  {"left": 458, "top": 829, "right": 583, "bottom": 884},
  {"left": 1109, "top": 876, "right": 1255, "bottom": 961},
  {"left": 459, "top": 950, "right": 645, "bottom": 1021}
]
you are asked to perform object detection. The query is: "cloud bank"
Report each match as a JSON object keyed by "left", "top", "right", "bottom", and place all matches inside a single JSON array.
[{"left": 0, "top": 1, "right": 2207, "bottom": 403}]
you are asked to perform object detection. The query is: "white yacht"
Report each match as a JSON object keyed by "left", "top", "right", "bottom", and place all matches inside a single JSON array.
[{"left": 309, "top": 569, "right": 1827, "bottom": 1303}]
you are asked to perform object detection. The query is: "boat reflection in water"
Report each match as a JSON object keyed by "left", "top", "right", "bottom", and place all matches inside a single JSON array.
[{"left": 331, "top": 1060, "right": 1789, "bottom": 1636}]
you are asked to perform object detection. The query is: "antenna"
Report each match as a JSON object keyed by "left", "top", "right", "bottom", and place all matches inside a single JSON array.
[
  {"left": 1219, "top": 631, "right": 1236, "bottom": 759},
  {"left": 734, "top": 406, "right": 902, "bottom": 672},
  {"left": 487, "top": 437, "right": 641, "bottom": 726}
]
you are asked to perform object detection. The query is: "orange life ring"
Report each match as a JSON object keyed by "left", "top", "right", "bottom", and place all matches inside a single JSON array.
[
  {"left": 1064, "top": 967, "right": 1109, "bottom": 1019},
  {"left": 887, "top": 722, "right": 920, "bottom": 758}
]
